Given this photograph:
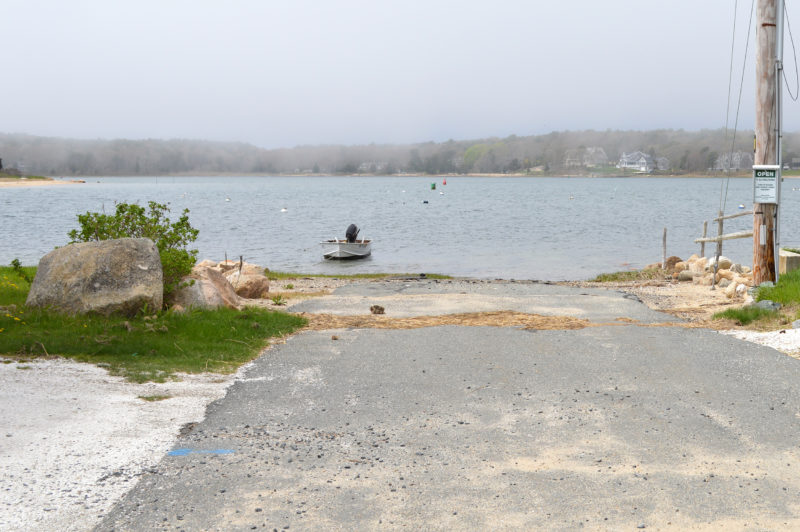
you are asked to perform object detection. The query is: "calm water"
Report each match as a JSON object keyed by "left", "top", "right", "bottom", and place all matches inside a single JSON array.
[{"left": 2, "top": 176, "right": 797, "bottom": 280}]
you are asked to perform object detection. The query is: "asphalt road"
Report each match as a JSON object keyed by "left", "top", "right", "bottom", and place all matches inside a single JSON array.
[{"left": 99, "top": 281, "right": 800, "bottom": 531}]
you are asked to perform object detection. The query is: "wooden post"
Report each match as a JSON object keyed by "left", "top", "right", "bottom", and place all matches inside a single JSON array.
[
  {"left": 700, "top": 221, "right": 708, "bottom": 257},
  {"left": 712, "top": 210, "right": 724, "bottom": 289},
  {"left": 753, "top": 0, "right": 778, "bottom": 284},
  {"left": 662, "top": 228, "right": 667, "bottom": 270}
]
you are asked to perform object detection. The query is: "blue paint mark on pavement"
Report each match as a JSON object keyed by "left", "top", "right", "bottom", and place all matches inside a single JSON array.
[{"left": 168, "top": 448, "right": 235, "bottom": 456}]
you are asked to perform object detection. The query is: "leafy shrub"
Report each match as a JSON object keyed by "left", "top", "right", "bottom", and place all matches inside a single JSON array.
[{"left": 68, "top": 201, "right": 199, "bottom": 300}]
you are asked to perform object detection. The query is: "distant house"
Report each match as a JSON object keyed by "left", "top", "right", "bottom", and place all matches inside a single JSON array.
[
  {"left": 563, "top": 147, "right": 608, "bottom": 168},
  {"left": 583, "top": 147, "right": 608, "bottom": 168},
  {"left": 713, "top": 151, "right": 754, "bottom": 171},
  {"left": 357, "top": 161, "right": 387, "bottom": 172},
  {"left": 563, "top": 149, "right": 583, "bottom": 168},
  {"left": 617, "top": 151, "right": 654, "bottom": 172}
]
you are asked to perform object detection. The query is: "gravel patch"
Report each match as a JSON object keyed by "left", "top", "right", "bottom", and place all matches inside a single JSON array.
[
  {"left": 0, "top": 358, "right": 241, "bottom": 532},
  {"left": 719, "top": 328, "right": 800, "bottom": 360}
]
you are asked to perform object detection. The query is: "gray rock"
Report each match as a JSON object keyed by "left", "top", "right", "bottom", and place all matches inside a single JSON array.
[
  {"left": 718, "top": 279, "right": 731, "bottom": 288},
  {"left": 752, "top": 300, "right": 781, "bottom": 312},
  {"left": 677, "top": 270, "right": 694, "bottom": 282},
  {"left": 26, "top": 238, "right": 163, "bottom": 316},
  {"left": 169, "top": 266, "right": 241, "bottom": 310},
  {"left": 792, "top": 320, "right": 800, "bottom": 329}
]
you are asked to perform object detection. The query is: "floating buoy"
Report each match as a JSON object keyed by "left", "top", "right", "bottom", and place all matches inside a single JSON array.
[
  {"left": 738, "top": 204, "right": 745, "bottom": 209},
  {"left": 443, "top": 178, "right": 447, "bottom": 185},
  {"left": 440, "top": 191, "right": 444, "bottom": 195},
  {"left": 280, "top": 208, "right": 288, "bottom": 212},
  {"left": 431, "top": 182, "right": 436, "bottom": 190},
  {"left": 422, "top": 200, "right": 429, "bottom": 204},
  {"left": 225, "top": 197, "right": 231, "bottom": 202}
]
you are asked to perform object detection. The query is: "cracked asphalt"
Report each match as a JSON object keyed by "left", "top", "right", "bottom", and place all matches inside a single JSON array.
[{"left": 98, "top": 280, "right": 800, "bottom": 531}]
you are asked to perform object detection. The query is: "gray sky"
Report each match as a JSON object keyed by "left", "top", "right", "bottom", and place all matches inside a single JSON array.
[{"left": 3, "top": 0, "right": 797, "bottom": 148}]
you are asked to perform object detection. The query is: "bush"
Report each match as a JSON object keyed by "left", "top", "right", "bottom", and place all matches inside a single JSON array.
[{"left": 68, "top": 201, "right": 199, "bottom": 300}]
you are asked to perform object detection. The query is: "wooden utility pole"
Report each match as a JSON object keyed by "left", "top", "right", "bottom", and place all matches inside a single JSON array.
[{"left": 753, "top": 0, "right": 780, "bottom": 284}]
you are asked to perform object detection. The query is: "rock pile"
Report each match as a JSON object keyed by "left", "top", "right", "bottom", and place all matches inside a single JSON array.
[
  {"left": 658, "top": 254, "right": 754, "bottom": 302},
  {"left": 169, "top": 259, "right": 271, "bottom": 311}
]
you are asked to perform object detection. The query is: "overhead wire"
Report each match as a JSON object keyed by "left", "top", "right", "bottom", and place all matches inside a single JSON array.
[
  {"left": 720, "top": 0, "right": 756, "bottom": 215},
  {"left": 784, "top": 1, "right": 799, "bottom": 101},
  {"left": 720, "top": 0, "right": 739, "bottom": 213}
]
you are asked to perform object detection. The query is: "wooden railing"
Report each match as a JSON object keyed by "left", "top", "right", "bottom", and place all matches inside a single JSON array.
[{"left": 694, "top": 210, "right": 753, "bottom": 257}]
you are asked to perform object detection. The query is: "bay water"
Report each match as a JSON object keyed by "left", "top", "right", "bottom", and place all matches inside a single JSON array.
[{"left": 2, "top": 176, "right": 797, "bottom": 281}]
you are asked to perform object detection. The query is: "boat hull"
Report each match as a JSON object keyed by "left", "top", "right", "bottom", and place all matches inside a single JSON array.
[{"left": 321, "top": 240, "right": 372, "bottom": 260}]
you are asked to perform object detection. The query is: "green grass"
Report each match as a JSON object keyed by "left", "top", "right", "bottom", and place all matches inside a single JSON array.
[
  {"left": 590, "top": 268, "right": 666, "bottom": 283},
  {"left": 757, "top": 267, "right": 800, "bottom": 305},
  {"left": 0, "top": 265, "right": 306, "bottom": 382},
  {"left": 267, "top": 271, "right": 452, "bottom": 280},
  {"left": 138, "top": 395, "right": 171, "bottom": 402},
  {"left": 713, "top": 306, "right": 779, "bottom": 325}
]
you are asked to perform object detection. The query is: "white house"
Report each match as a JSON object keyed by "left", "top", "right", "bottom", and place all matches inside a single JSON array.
[
  {"left": 713, "top": 151, "right": 754, "bottom": 171},
  {"left": 617, "top": 151, "right": 654, "bottom": 172}
]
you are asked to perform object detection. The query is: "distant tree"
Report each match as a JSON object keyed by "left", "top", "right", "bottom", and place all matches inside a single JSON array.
[
  {"left": 408, "top": 149, "right": 424, "bottom": 172},
  {"left": 312, "top": 162, "right": 320, "bottom": 173}
]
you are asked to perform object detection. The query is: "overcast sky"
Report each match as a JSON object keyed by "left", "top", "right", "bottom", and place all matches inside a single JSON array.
[{"left": 3, "top": 0, "right": 797, "bottom": 148}]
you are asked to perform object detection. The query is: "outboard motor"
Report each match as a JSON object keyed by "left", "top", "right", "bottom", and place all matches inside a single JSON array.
[{"left": 345, "top": 224, "right": 360, "bottom": 243}]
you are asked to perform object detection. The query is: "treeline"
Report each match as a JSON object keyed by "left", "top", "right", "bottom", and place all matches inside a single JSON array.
[{"left": 1, "top": 129, "right": 798, "bottom": 176}]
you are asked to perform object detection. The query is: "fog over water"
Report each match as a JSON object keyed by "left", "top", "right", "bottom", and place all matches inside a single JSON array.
[{"left": 3, "top": 1, "right": 794, "bottom": 148}]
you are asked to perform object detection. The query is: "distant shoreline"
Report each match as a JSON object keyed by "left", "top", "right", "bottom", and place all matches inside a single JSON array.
[
  {"left": 7, "top": 172, "right": 796, "bottom": 186},
  {"left": 0, "top": 177, "right": 84, "bottom": 188}
]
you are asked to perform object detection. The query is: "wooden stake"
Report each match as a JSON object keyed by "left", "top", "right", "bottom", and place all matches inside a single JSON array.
[
  {"left": 753, "top": 0, "right": 778, "bottom": 284},
  {"left": 662, "top": 228, "right": 667, "bottom": 270},
  {"left": 700, "top": 221, "right": 708, "bottom": 257}
]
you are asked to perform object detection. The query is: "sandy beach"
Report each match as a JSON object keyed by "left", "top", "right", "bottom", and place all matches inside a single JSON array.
[
  {"left": 0, "top": 178, "right": 78, "bottom": 188},
  {"left": 2, "top": 276, "right": 799, "bottom": 530}
]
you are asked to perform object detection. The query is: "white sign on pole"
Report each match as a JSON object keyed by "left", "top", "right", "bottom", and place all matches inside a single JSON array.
[{"left": 753, "top": 165, "right": 780, "bottom": 204}]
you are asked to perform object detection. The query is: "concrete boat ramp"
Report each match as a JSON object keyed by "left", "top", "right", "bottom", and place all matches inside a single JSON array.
[{"left": 99, "top": 280, "right": 800, "bottom": 530}]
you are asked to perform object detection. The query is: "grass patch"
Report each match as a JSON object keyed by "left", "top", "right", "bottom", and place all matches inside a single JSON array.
[
  {"left": 713, "top": 306, "right": 779, "bottom": 326},
  {"left": 267, "top": 271, "right": 451, "bottom": 281},
  {"left": 757, "top": 268, "right": 800, "bottom": 305},
  {"left": 138, "top": 395, "right": 171, "bottom": 402},
  {"left": 0, "top": 265, "right": 306, "bottom": 382},
  {"left": 590, "top": 268, "right": 666, "bottom": 283}
]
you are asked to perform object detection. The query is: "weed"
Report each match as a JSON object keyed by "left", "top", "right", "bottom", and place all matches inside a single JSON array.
[
  {"left": 10, "top": 259, "right": 32, "bottom": 284},
  {"left": 283, "top": 283, "right": 294, "bottom": 290},
  {"left": 138, "top": 395, "right": 171, "bottom": 402},
  {"left": 271, "top": 295, "right": 287, "bottom": 306},
  {"left": 713, "top": 306, "right": 778, "bottom": 325}
]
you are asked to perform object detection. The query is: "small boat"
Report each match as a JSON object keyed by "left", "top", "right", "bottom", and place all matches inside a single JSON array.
[{"left": 321, "top": 224, "right": 372, "bottom": 259}]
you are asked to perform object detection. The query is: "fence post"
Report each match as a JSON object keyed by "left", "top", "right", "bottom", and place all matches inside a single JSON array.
[
  {"left": 662, "top": 227, "right": 667, "bottom": 269},
  {"left": 700, "top": 221, "right": 708, "bottom": 257},
  {"left": 712, "top": 210, "right": 724, "bottom": 290}
]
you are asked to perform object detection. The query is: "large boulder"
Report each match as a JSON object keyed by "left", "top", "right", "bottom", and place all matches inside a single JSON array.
[
  {"left": 225, "top": 271, "right": 270, "bottom": 299},
  {"left": 26, "top": 238, "right": 162, "bottom": 316},
  {"left": 169, "top": 266, "right": 241, "bottom": 310}
]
